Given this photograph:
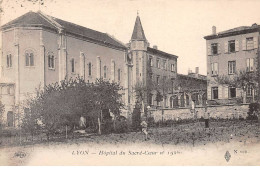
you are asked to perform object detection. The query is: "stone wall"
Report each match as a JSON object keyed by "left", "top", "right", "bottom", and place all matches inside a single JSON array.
[{"left": 149, "top": 104, "right": 249, "bottom": 122}]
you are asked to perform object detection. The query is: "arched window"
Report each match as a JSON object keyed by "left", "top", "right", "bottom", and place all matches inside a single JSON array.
[
  {"left": 118, "top": 69, "right": 121, "bottom": 81},
  {"left": 104, "top": 65, "right": 107, "bottom": 78},
  {"left": 7, "top": 54, "right": 12, "bottom": 68},
  {"left": 71, "top": 59, "right": 75, "bottom": 73},
  {"left": 88, "top": 62, "right": 92, "bottom": 76},
  {"left": 48, "top": 54, "right": 55, "bottom": 69},
  {"left": 25, "top": 51, "right": 34, "bottom": 66}
]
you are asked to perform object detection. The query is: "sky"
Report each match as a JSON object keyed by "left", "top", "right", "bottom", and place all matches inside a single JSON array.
[{"left": 1, "top": 0, "right": 260, "bottom": 75}]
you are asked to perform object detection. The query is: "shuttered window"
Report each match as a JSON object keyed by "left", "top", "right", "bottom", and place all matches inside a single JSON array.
[
  {"left": 228, "top": 40, "right": 235, "bottom": 53},
  {"left": 246, "top": 37, "right": 254, "bottom": 50},
  {"left": 246, "top": 58, "right": 254, "bottom": 72},
  {"left": 212, "top": 87, "right": 218, "bottom": 99},
  {"left": 228, "top": 61, "right": 236, "bottom": 74},
  {"left": 211, "top": 62, "right": 218, "bottom": 76}
]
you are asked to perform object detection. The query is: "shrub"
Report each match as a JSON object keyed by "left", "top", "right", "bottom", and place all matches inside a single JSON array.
[
  {"left": 247, "top": 103, "right": 259, "bottom": 120},
  {"left": 114, "top": 116, "right": 128, "bottom": 133}
]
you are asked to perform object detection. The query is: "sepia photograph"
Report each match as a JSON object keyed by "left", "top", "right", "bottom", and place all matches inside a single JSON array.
[{"left": 0, "top": 0, "right": 260, "bottom": 166}]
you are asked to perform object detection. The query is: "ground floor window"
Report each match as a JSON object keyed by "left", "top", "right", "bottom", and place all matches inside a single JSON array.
[
  {"left": 229, "top": 87, "right": 236, "bottom": 98},
  {"left": 212, "top": 87, "right": 218, "bottom": 99},
  {"left": 7, "top": 111, "right": 14, "bottom": 127}
]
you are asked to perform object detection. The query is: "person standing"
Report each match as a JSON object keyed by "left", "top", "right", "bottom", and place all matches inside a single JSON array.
[
  {"left": 140, "top": 120, "right": 148, "bottom": 141},
  {"left": 204, "top": 106, "right": 210, "bottom": 128}
]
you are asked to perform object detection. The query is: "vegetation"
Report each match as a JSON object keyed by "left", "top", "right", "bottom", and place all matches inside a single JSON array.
[
  {"left": 0, "top": 101, "right": 5, "bottom": 127},
  {"left": 21, "top": 77, "right": 125, "bottom": 139}
]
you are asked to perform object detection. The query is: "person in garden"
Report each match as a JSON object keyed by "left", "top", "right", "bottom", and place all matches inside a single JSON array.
[
  {"left": 204, "top": 106, "right": 210, "bottom": 128},
  {"left": 140, "top": 119, "right": 148, "bottom": 141}
]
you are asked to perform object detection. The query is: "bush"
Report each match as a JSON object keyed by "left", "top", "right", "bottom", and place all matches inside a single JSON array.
[
  {"left": 247, "top": 103, "right": 259, "bottom": 120},
  {"left": 114, "top": 116, "right": 128, "bottom": 133}
]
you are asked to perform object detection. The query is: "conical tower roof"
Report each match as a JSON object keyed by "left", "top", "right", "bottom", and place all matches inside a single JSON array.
[{"left": 131, "top": 15, "right": 146, "bottom": 41}]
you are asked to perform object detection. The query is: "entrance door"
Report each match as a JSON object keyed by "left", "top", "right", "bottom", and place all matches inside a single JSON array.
[{"left": 7, "top": 111, "right": 14, "bottom": 127}]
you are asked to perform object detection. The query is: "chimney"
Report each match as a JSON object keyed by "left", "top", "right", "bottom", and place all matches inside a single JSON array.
[
  {"left": 195, "top": 67, "right": 199, "bottom": 74},
  {"left": 153, "top": 45, "right": 158, "bottom": 50},
  {"left": 212, "top": 26, "right": 216, "bottom": 35}
]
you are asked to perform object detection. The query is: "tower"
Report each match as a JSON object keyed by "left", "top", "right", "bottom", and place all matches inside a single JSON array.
[
  {"left": 129, "top": 13, "right": 149, "bottom": 111},
  {"left": 130, "top": 13, "right": 149, "bottom": 86}
]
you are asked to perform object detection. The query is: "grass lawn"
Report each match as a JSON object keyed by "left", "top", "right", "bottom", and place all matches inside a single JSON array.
[{"left": 1, "top": 120, "right": 260, "bottom": 165}]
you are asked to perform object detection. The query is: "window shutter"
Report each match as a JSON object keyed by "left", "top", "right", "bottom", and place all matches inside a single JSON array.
[
  {"left": 253, "top": 37, "right": 258, "bottom": 49},
  {"left": 250, "top": 58, "right": 254, "bottom": 71},
  {"left": 224, "top": 42, "right": 228, "bottom": 53},
  {"left": 111, "top": 60, "right": 115, "bottom": 81},
  {"left": 246, "top": 58, "right": 250, "bottom": 72},
  {"left": 207, "top": 87, "right": 211, "bottom": 100},
  {"left": 235, "top": 40, "right": 239, "bottom": 51},
  {"left": 215, "top": 62, "right": 218, "bottom": 75},
  {"left": 211, "top": 63, "right": 214, "bottom": 75},
  {"left": 217, "top": 43, "right": 221, "bottom": 54},
  {"left": 224, "top": 86, "right": 229, "bottom": 99},
  {"left": 242, "top": 39, "right": 246, "bottom": 50},
  {"left": 207, "top": 44, "right": 211, "bottom": 55}
]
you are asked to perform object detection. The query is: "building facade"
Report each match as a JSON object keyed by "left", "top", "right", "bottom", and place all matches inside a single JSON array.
[
  {"left": 0, "top": 11, "right": 129, "bottom": 127},
  {"left": 0, "top": 11, "right": 207, "bottom": 127},
  {"left": 204, "top": 24, "right": 260, "bottom": 105}
]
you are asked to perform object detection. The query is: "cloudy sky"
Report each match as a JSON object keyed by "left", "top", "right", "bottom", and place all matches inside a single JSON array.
[{"left": 1, "top": 0, "right": 260, "bottom": 75}]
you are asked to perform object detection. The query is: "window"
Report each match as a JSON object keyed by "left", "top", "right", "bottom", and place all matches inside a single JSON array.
[
  {"left": 212, "top": 87, "right": 218, "bottom": 99},
  {"left": 25, "top": 52, "right": 34, "bottom": 66},
  {"left": 48, "top": 54, "right": 55, "bottom": 69},
  {"left": 246, "top": 85, "right": 253, "bottom": 96},
  {"left": 211, "top": 62, "right": 218, "bottom": 76},
  {"left": 156, "top": 75, "right": 160, "bottom": 85},
  {"left": 228, "top": 40, "right": 235, "bottom": 53},
  {"left": 163, "top": 76, "right": 167, "bottom": 83},
  {"left": 211, "top": 43, "right": 218, "bottom": 55},
  {"left": 7, "top": 86, "right": 10, "bottom": 94},
  {"left": 7, "top": 54, "right": 12, "bottom": 68},
  {"left": 71, "top": 59, "right": 75, "bottom": 73},
  {"left": 156, "top": 59, "right": 160, "bottom": 68},
  {"left": 104, "top": 65, "right": 107, "bottom": 78},
  {"left": 163, "top": 60, "right": 167, "bottom": 70},
  {"left": 246, "top": 58, "right": 254, "bottom": 72},
  {"left": 228, "top": 61, "right": 236, "bottom": 74},
  {"left": 246, "top": 37, "right": 254, "bottom": 50},
  {"left": 171, "top": 64, "right": 175, "bottom": 72},
  {"left": 88, "top": 62, "right": 92, "bottom": 76},
  {"left": 229, "top": 87, "right": 236, "bottom": 98},
  {"left": 118, "top": 69, "right": 121, "bottom": 81},
  {"left": 149, "top": 56, "right": 153, "bottom": 67}
]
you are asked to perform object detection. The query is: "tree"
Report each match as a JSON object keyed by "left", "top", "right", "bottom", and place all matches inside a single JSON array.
[
  {"left": 22, "top": 76, "right": 125, "bottom": 138},
  {"left": 214, "top": 70, "right": 258, "bottom": 103},
  {"left": 0, "top": 100, "right": 5, "bottom": 127}
]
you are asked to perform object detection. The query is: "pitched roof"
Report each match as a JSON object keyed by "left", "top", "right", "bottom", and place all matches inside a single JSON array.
[
  {"left": 1, "top": 11, "right": 127, "bottom": 50},
  {"left": 147, "top": 47, "right": 178, "bottom": 59},
  {"left": 131, "top": 15, "right": 146, "bottom": 40},
  {"left": 204, "top": 24, "right": 260, "bottom": 40},
  {"left": 1, "top": 11, "right": 57, "bottom": 30}
]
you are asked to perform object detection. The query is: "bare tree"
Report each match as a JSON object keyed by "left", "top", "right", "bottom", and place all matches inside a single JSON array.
[{"left": 214, "top": 70, "right": 258, "bottom": 103}]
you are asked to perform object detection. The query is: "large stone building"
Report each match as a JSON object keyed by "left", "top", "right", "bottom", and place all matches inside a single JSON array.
[
  {"left": 204, "top": 24, "right": 260, "bottom": 105},
  {"left": 0, "top": 11, "right": 129, "bottom": 127},
  {"left": 0, "top": 11, "right": 206, "bottom": 127}
]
